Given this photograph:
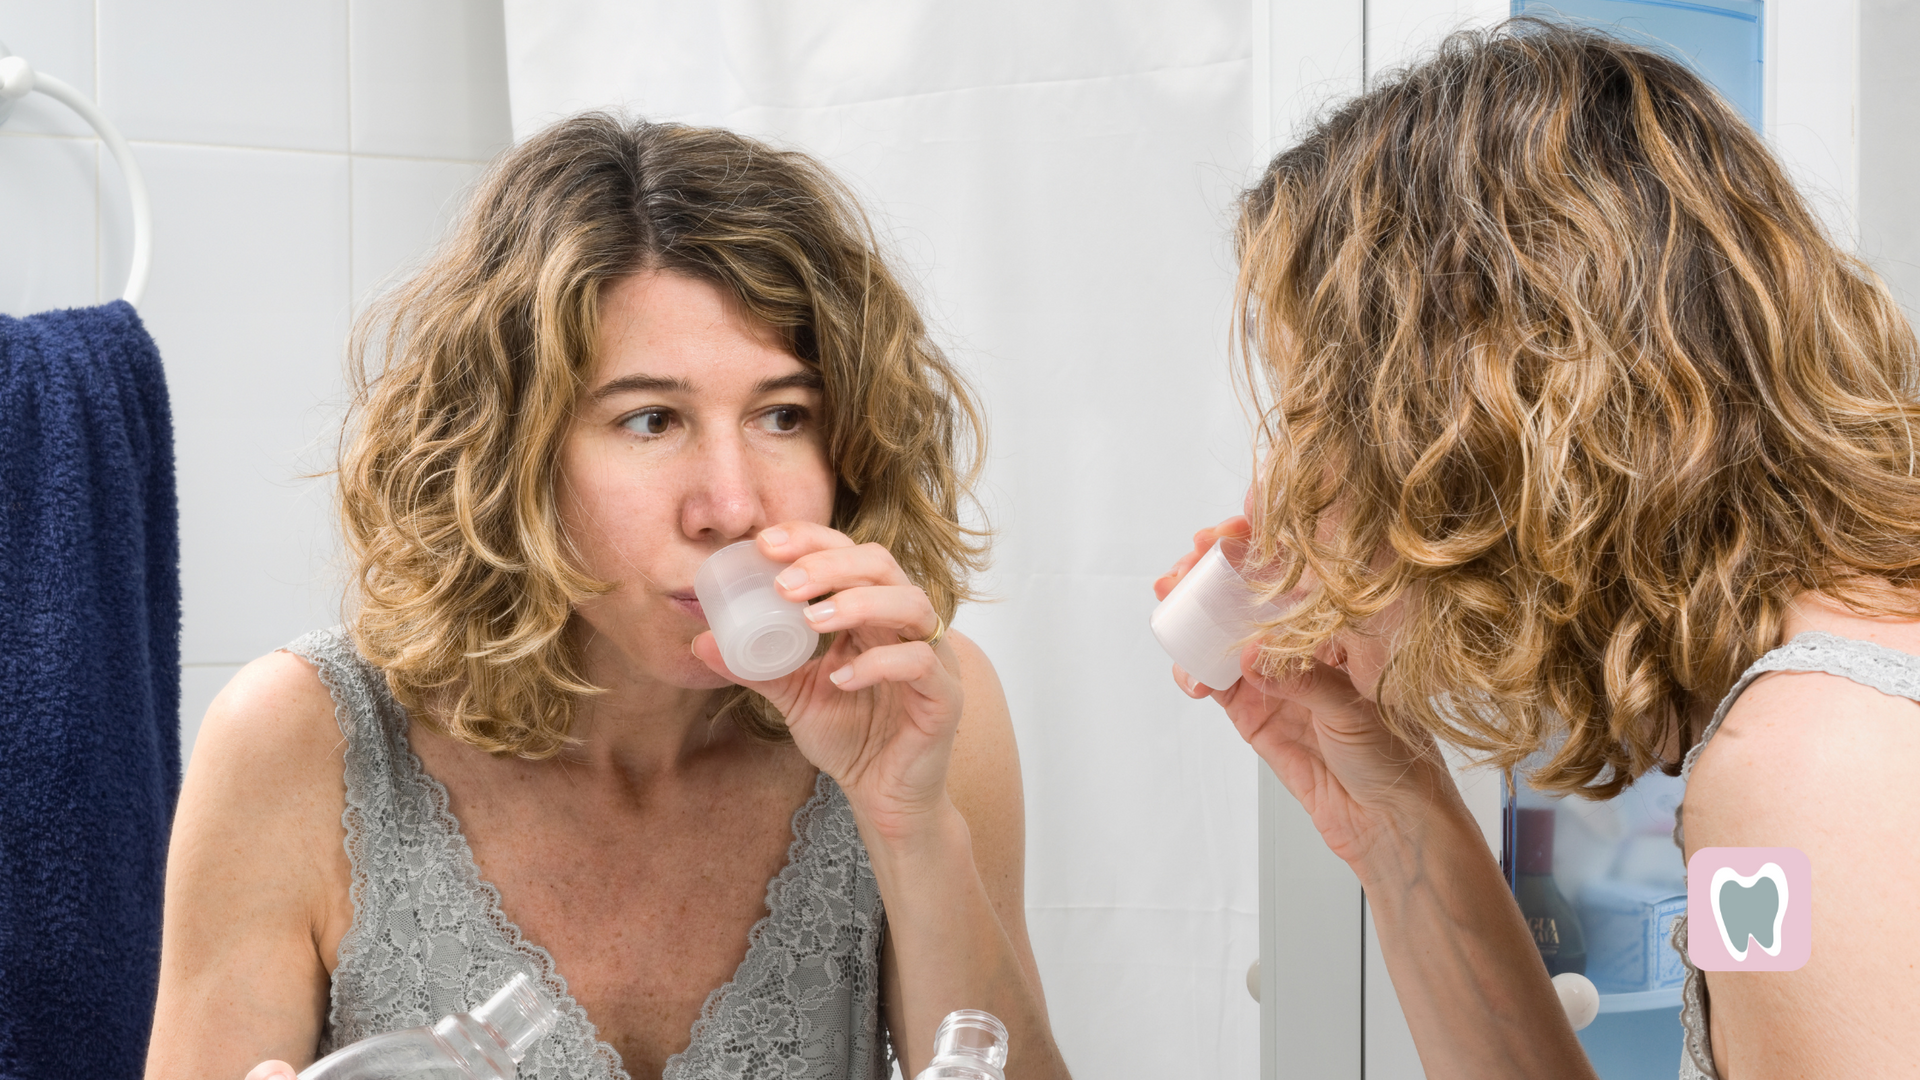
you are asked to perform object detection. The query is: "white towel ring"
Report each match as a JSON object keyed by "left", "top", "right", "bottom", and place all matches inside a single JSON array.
[{"left": 0, "top": 45, "right": 153, "bottom": 308}]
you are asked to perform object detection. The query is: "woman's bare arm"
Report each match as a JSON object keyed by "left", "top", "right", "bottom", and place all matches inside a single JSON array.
[
  {"left": 145, "top": 651, "right": 349, "bottom": 1080},
  {"left": 876, "top": 631, "right": 1070, "bottom": 1078},
  {"left": 1682, "top": 670, "right": 1920, "bottom": 1079},
  {"left": 1348, "top": 759, "right": 1602, "bottom": 1080}
]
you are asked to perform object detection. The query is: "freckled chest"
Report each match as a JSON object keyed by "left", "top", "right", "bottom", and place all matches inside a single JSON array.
[{"left": 403, "top": 734, "right": 821, "bottom": 1080}]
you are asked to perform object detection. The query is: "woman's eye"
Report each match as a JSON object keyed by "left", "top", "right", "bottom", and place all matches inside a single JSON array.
[
  {"left": 760, "top": 407, "right": 806, "bottom": 434},
  {"left": 623, "top": 410, "right": 672, "bottom": 436}
]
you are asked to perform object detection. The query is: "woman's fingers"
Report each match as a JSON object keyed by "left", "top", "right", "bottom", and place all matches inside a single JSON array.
[
  {"left": 800, "top": 583, "right": 938, "bottom": 641},
  {"left": 825, "top": 639, "right": 950, "bottom": 695},
  {"left": 760, "top": 530, "right": 912, "bottom": 599},
  {"left": 689, "top": 630, "right": 753, "bottom": 685},
  {"left": 246, "top": 1061, "right": 298, "bottom": 1080},
  {"left": 1241, "top": 656, "right": 1370, "bottom": 723}
]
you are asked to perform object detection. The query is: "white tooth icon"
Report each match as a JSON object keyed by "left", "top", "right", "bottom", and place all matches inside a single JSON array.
[{"left": 1709, "top": 862, "right": 1790, "bottom": 962}]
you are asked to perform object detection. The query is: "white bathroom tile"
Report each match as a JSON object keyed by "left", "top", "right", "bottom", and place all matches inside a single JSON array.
[
  {"left": 0, "top": 134, "right": 99, "bottom": 316},
  {"left": 125, "top": 143, "right": 352, "bottom": 666},
  {"left": 98, "top": 0, "right": 349, "bottom": 152},
  {"left": 350, "top": 0, "right": 512, "bottom": 161},
  {"left": 179, "top": 663, "right": 241, "bottom": 771},
  {"left": 350, "top": 155, "right": 484, "bottom": 306},
  {"left": 0, "top": 0, "right": 95, "bottom": 137}
]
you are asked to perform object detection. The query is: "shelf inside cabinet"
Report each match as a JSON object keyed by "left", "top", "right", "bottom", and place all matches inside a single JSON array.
[{"left": 1596, "top": 986, "right": 1682, "bottom": 1014}]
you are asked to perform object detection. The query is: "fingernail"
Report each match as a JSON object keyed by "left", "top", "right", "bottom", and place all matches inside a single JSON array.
[
  {"left": 829, "top": 665, "right": 852, "bottom": 686},
  {"left": 776, "top": 566, "right": 807, "bottom": 589},
  {"left": 762, "top": 526, "right": 789, "bottom": 547},
  {"left": 804, "top": 600, "right": 835, "bottom": 623}
]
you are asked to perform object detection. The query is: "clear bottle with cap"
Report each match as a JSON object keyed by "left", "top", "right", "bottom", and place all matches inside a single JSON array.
[
  {"left": 297, "top": 973, "right": 559, "bottom": 1080},
  {"left": 912, "top": 1009, "right": 1009, "bottom": 1080}
]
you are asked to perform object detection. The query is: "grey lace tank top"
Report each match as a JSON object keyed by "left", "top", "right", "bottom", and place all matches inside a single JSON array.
[
  {"left": 287, "top": 628, "right": 892, "bottom": 1080},
  {"left": 1668, "top": 630, "right": 1920, "bottom": 1079}
]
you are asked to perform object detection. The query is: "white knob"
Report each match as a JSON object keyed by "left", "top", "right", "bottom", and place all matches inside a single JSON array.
[
  {"left": 0, "top": 56, "right": 34, "bottom": 101},
  {"left": 1245, "top": 958, "right": 1260, "bottom": 1003},
  {"left": 1553, "top": 972, "right": 1599, "bottom": 1031}
]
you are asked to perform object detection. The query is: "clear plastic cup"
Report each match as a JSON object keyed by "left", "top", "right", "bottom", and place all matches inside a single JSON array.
[
  {"left": 1148, "top": 536, "right": 1285, "bottom": 691},
  {"left": 694, "top": 540, "right": 820, "bottom": 681}
]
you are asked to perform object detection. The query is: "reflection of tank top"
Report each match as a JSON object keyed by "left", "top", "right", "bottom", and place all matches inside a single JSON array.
[
  {"left": 1670, "top": 631, "right": 1920, "bottom": 1079},
  {"left": 288, "top": 627, "right": 891, "bottom": 1080}
]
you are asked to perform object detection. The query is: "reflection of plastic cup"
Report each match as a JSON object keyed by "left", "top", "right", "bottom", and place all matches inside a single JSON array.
[
  {"left": 1148, "top": 537, "right": 1285, "bottom": 691},
  {"left": 694, "top": 540, "right": 819, "bottom": 681}
]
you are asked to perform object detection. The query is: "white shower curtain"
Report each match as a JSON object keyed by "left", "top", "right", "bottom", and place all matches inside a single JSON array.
[{"left": 502, "top": 3, "right": 1270, "bottom": 1075}]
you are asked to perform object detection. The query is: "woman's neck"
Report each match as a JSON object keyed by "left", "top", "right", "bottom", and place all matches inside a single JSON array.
[
  {"left": 1780, "top": 587, "right": 1920, "bottom": 653},
  {"left": 561, "top": 630, "right": 751, "bottom": 780}
]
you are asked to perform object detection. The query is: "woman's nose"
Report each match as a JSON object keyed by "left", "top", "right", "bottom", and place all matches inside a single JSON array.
[{"left": 679, "top": 432, "right": 763, "bottom": 540}]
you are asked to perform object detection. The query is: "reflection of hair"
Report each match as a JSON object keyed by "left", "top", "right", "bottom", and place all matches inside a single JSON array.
[
  {"left": 1235, "top": 21, "right": 1920, "bottom": 798},
  {"left": 339, "top": 113, "right": 987, "bottom": 756}
]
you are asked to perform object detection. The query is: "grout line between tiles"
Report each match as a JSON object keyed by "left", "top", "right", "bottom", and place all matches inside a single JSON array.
[
  {"left": 2, "top": 129, "right": 489, "bottom": 167},
  {"left": 94, "top": 0, "right": 102, "bottom": 302},
  {"left": 346, "top": 0, "right": 355, "bottom": 302}
]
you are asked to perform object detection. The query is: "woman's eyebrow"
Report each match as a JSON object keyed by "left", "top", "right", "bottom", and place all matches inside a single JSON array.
[
  {"left": 590, "top": 373, "right": 693, "bottom": 400},
  {"left": 754, "top": 371, "right": 825, "bottom": 395},
  {"left": 588, "top": 369, "right": 822, "bottom": 402}
]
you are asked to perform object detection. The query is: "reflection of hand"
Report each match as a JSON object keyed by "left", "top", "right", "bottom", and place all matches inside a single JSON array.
[
  {"left": 692, "top": 521, "right": 960, "bottom": 845},
  {"left": 1155, "top": 517, "right": 1454, "bottom": 871}
]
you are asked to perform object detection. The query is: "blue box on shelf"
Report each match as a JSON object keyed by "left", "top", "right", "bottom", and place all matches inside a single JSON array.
[{"left": 1578, "top": 877, "right": 1687, "bottom": 993}]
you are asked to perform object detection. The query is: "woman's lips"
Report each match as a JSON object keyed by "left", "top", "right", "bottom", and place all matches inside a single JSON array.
[{"left": 670, "top": 593, "right": 705, "bottom": 621}]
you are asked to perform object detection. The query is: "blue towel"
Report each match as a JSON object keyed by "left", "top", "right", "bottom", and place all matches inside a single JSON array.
[{"left": 0, "top": 301, "right": 180, "bottom": 1080}]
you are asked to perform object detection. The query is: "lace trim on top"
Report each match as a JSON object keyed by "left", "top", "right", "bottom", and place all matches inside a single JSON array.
[
  {"left": 287, "top": 628, "right": 889, "bottom": 1080},
  {"left": 1668, "top": 630, "right": 1920, "bottom": 1079}
]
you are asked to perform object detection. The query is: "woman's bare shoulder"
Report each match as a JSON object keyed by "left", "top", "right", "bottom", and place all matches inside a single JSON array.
[
  {"left": 188, "top": 649, "right": 347, "bottom": 782},
  {"left": 1681, "top": 622, "right": 1920, "bottom": 1072},
  {"left": 1692, "top": 594, "right": 1920, "bottom": 815},
  {"left": 151, "top": 651, "right": 351, "bottom": 1079},
  {"left": 943, "top": 631, "right": 1023, "bottom": 833}
]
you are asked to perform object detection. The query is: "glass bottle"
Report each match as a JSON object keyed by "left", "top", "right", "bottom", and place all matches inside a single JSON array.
[
  {"left": 298, "top": 973, "right": 559, "bottom": 1080},
  {"left": 913, "top": 1009, "right": 1010, "bottom": 1080},
  {"left": 1514, "top": 807, "right": 1587, "bottom": 977}
]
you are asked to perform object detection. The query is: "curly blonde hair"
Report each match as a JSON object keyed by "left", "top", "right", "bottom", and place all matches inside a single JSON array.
[
  {"left": 1236, "top": 21, "right": 1920, "bottom": 798},
  {"left": 339, "top": 114, "right": 987, "bottom": 756}
]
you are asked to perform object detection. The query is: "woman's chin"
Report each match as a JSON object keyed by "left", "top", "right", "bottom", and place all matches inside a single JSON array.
[{"left": 670, "top": 652, "right": 740, "bottom": 691}]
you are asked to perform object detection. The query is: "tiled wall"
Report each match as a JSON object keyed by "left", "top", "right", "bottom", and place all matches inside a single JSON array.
[
  {"left": 0, "top": 0, "right": 513, "bottom": 764},
  {"left": 1861, "top": 0, "right": 1920, "bottom": 325}
]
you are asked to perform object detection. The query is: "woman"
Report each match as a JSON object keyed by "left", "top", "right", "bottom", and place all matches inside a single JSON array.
[
  {"left": 1160, "top": 22, "right": 1920, "bottom": 1079},
  {"left": 146, "top": 115, "right": 1070, "bottom": 1080}
]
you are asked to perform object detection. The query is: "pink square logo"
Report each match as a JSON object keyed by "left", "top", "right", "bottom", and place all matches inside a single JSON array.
[{"left": 1686, "top": 846, "right": 1812, "bottom": 972}]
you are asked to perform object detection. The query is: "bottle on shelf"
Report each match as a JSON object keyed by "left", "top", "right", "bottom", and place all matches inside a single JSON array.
[
  {"left": 913, "top": 1009, "right": 1010, "bottom": 1080},
  {"left": 1514, "top": 807, "right": 1587, "bottom": 977},
  {"left": 298, "top": 973, "right": 559, "bottom": 1080}
]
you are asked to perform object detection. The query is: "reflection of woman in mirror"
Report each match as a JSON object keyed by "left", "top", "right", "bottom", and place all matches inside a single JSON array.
[
  {"left": 146, "top": 115, "right": 1070, "bottom": 1080},
  {"left": 1160, "top": 22, "right": 1920, "bottom": 1079}
]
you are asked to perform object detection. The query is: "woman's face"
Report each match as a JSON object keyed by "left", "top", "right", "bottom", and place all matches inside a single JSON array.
[{"left": 557, "top": 270, "right": 835, "bottom": 689}]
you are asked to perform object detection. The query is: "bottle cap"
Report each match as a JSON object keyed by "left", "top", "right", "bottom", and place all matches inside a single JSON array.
[
  {"left": 693, "top": 540, "right": 820, "bottom": 681},
  {"left": 919, "top": 1010, "right": 1009, "bottom": 1080},
  {"left": 1148, "top": 537, "right": 1285, "bottom": 691},
  {"left": 1516, "top": 807, "right": 1557, "bottom": 875},
  {"left": 471, "top": 973, "right": 560, "bottom": 1062}
]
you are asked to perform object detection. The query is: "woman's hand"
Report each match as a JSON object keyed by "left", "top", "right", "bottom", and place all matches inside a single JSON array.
[
  {"left": 244, "top": 1061, "right": 296, "bottom": 1080},
  {"left": 692, "top": 521, "right": 960, "bottom": 844},
  {"left": 1154, "top": 516, "right": 1456, "bottom": 870}
]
